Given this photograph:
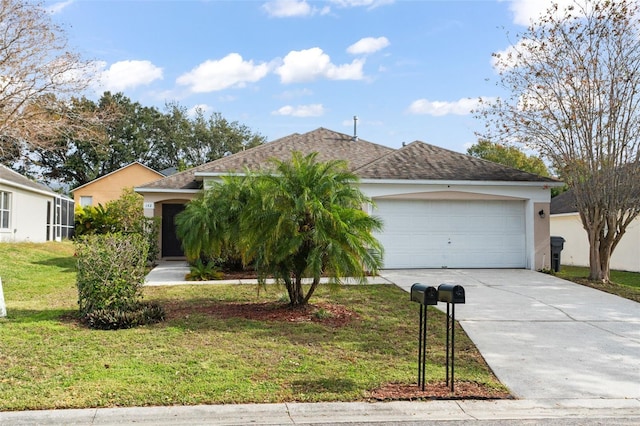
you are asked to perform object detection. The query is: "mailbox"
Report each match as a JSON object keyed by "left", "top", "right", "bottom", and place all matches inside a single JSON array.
[
  {"left": 437, "top": 283, "right": 465, "bottom": 304},
  {"left": 410, "top": 283, "right": 439, "bottom": 305}
]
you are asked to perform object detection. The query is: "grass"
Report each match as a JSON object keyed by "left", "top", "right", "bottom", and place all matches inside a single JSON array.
[
  {"left": 555, "top": 265, "right": 640, "bottom": 302},
  {"left": 0, "top": 242, "right": 506, "bottom": 411}
]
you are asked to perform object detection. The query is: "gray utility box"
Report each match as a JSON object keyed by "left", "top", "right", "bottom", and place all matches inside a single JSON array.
[
  {"left": 411, "top": 283, "right": 438, "bottom": 305},
  {"left": 437, "top": 284, "right": 465, "bottom": 304},
  {"left": 550, "top": 236, "right": 566, "bottom": 272}
]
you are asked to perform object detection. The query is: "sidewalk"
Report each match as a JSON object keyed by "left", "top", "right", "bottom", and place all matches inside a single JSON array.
[
  {"left": 144, "top": 260, "right": 393, "bottom": 286},
  {"left": 2, "top": 398, "right": 639, "bottom": 425}
]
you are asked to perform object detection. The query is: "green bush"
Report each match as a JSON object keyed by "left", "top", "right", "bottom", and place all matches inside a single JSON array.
[
  {"left": 75, "top": 233, "right": 149, "bottom": 317},
  {"left": 83, "top": 302, "right": 165, "bottom": 330},
  {"left": 186, "top": 258, "right": 224, "bottom": 281},
  {"left": 74, "top": 188, "right": 160, "bottom": 263}
]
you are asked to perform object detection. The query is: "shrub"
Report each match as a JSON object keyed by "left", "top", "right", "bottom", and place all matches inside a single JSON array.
[
  {"left": 75, "top": 233, "right": 149, "bottom": 317},
  {"left": 74, "top": 188, "right": 160, "bottom": 264},
  {"left": 83, "top": 302, "right": 165, "bottom": 330},
  {"left": 186, "top": 258, "right": 224, "bottom": 281}
]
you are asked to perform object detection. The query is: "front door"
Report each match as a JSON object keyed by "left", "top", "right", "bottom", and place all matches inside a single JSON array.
[{"left": 162, "top": 203, "right": 185, "bottom": 257}]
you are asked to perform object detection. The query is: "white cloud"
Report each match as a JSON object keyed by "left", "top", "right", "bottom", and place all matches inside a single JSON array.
[
  {"left": 177, "top": 53, "right": 270, "bottom": 93},
  {"left": 275, "top": 47, "right": 365, "bottom": 83},
  {"left": 347, "top": 37, "right": 390, "bottom": 55},
  {"left": 330, "top": 0, "right": 394, "bottom": 10},
  {"left": 407, "top": 97, "right": 491, "bottom": 116},
  {"left": 262, "top": 0, "right": 312, "bottom": 17},
  {"left": 262, "top": 0, "right": 329, "bottom": 17},
  {"left": 98, "top": 60, "right": 163, "bottom": 92},
  {"left": 272, "top": 104, "right": 325, "bottom": 117},
  {"left": 187, "top": 104, "right": 213, "bottom": 117},
  {"left": 46, "top": 0, "right": 74, "bottom": 14},
  {"left": 504, "top": 0, "right": 587, "bottom": 26}
]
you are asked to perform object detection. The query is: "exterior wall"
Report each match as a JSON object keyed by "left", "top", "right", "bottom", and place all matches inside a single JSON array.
[
  {"left": 73, "top": 164, "right": 164, "bottom": 207},
  {"left": 0, "top": 183, "right": 50, "bottom": 242},
  {"left": 550, "top": 213, "right": 640, "bottom": 273},
  {"left": 139, "top": 191, "right": 198, "bottom": 260},
  {"left": 139, "top": 180, "right": 555, "bottom": 269},
  {"left": 360, "top": 181, "right": 553, "bottom": 271},
  {"left": 533, "top": 202, "right": 551, "bottom": 270}
]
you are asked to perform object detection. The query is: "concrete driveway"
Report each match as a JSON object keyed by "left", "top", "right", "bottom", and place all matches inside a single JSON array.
[{"left": 381, "top": 269, "right": 640, "bottom": 400}]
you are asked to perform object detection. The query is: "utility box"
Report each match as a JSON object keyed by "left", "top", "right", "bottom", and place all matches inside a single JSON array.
[
  {"left": 550, "top": 236, "right": 566, "bottom": 272},
  {"left": 437, "top": 284, "right": 465, "bottom": 304},
  {"left": 411, "top": 283, "right": 438, "bottom": 305}
]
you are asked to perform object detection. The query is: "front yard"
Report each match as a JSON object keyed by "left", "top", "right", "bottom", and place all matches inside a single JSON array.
[
  {"left": 0, "top": 242, "right": 507, "bottom": 411},
  {"left": 555, "top": 265, "right": 640, "bottom": 302}
]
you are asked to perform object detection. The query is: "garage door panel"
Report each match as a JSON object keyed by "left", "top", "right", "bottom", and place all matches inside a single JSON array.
[{"left": 374, "top": 199, "right": 526, "bottom": 269}]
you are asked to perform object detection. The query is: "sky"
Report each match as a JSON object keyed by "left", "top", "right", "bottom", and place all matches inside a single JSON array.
[{"left": 43, "top": 0, "right": 571, "bottom": 153}]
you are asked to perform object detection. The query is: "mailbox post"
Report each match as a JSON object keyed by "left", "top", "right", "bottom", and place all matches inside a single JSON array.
[
  {"left": 437, "top": 283, "right": 465, "bottom": 392},
  {"left": 410, "top": 283, "right": 438, "bottom": 390}
]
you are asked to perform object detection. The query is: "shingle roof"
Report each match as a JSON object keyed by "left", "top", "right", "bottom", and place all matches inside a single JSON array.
[
  {"left": 139, "top": 128, "right": 395, "bottom": 190},
  {"left": 550, "top": 190, "right": 578, "bottom": 214},
  {"left": 138, "top": 128, "right": 557, "bottom": 191},
  {"left": 0, "top": 164, "right": 56, "bottom": 195},
  {"left": 354, "top": 141, "right": 559, "bottom": 182}
]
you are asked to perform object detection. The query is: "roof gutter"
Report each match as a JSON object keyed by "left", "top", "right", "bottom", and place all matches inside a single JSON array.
[
  {"left": 358, "top": 178, "right": 565, "bottom": 187},
  {"left": 134, "top": 187, "right": 201, "bottom": 194},
  {"left": 0, "top": 178, "right": 60, "bottom": 198}
]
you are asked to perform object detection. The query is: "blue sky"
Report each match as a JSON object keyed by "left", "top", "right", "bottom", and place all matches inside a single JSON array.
[{"left": 44, "top": 0, "right": 564, "bottom": 153}]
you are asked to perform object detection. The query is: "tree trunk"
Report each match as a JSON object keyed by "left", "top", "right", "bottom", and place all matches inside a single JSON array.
[
  {"left": 587, "top": 227, "right": 611, "bottom": 283},
  {"left": 303, "top": 277, "right": 321, "bottom": 305},
  {"left": 289, "top": 274, "right": 305, "bottom": 307}
]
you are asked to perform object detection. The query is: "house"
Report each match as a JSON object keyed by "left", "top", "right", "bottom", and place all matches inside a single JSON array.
[
  {"left": 136, "top": 128, "right": 562, "bottom": 269},
  {"left": 550, "top": 190, "right": 640, "bottom": 272},
  {"left": 0, "top": 164, "right": 74, "bottom": 242},
  {"left": 71, "top": 162, "right": 165, "bottom": 207}
]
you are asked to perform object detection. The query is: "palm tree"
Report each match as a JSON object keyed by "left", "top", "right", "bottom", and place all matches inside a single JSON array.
[{"left": 176, "top": 152, "right": 384, "bottom": 307}]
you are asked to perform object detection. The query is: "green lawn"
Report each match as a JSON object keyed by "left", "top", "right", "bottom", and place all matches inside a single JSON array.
[
  {"left": 556, "top": 265, "right": 640, "bottom": 302},
  {"left": 0, "top": 242, "right": 506, "bottom": 411}
]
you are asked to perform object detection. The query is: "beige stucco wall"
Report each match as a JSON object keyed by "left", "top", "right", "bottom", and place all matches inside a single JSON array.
[
  {"left": 550, "top": 213, "right": 640, "bottom": 272},
  {"left": 139, "top": 180, "right": 556, "bottom": 269},
  {"left": 533, "top": 202, "right": 551, "bottom": 270},
  {"left": 73, "top": 163, "right": 163, "bottom": 207},
  {"left": 0, "top": 183, "right": 51, "bottom": 242}
]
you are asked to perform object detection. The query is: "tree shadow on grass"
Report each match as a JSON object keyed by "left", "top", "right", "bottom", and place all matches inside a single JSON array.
[{"left": 32, "top": 256, "right": 77, "bottom": 273}]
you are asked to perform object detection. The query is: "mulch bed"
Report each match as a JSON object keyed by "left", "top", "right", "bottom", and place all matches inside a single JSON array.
[{"left": 368, "top": 382, "right": 512, "bottom": 401}]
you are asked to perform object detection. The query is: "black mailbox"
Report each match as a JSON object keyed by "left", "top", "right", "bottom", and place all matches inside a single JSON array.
[
  {"left": 438, "top": 283, "right": 465, "bottom": 304},
  {"left": 411, "top": 283, "right": 439, "bottom": 305}
]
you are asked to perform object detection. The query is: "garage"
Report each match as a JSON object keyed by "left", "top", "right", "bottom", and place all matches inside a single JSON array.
[{"left": 373, "top": 199, "right": 526, "bottom": 269}]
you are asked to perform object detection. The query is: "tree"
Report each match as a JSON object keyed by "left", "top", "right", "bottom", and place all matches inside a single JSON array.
[
  {"left": 479, "top": 0, "right": 640, "bottom": 282},
  {"left": 176, "top": 152, "right": 384, "bottom": 307},
  {"left": 22, "top": 94, "right": 267, "bottom": 189},
  {"left": 180, "top": 108, "right": 266, "bottom": 166},
  {"left": 0, "top": 0, "right": 97, "bottom": 159},
  {"left": 467, "top": 140, "right": 550, "bottom": 176}
]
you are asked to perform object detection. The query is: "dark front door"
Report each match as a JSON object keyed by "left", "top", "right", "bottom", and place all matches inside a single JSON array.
[{"left": 162, "top": 204, "right": 186, "bottom": 257}]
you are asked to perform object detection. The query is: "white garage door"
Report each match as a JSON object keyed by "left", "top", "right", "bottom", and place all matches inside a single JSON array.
[{"left": 373, "top": 199, "right": 526, "bottom": 269}]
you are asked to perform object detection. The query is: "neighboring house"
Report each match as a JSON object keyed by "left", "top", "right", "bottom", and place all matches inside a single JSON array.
[
  {"left": 136, "top": 128, "right": 562, "bottom": 269},
  {"left": 550, "top": 190, "right": 640, "bottom": 272},
  {"left": 0, "top": 165, "right": 74, "bottom": 242},
  {"left": 71, "top": 162, "right": 165, "bottom": 207}
]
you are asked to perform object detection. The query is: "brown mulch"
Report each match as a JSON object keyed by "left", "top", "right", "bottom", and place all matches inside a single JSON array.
[
  {"left": 368, "top": 382, "right": 512, "bottom": 401},
  {"left": 164, "top": 300, "right": 358, "bottom": 328}
]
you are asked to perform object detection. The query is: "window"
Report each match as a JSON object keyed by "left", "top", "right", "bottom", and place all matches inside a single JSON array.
[
  {"left": 0, "top": 191, "right": 10, "bottom": 229},
  {"left": 79, "top": 196, "right": 93, "bottom": 207}
]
